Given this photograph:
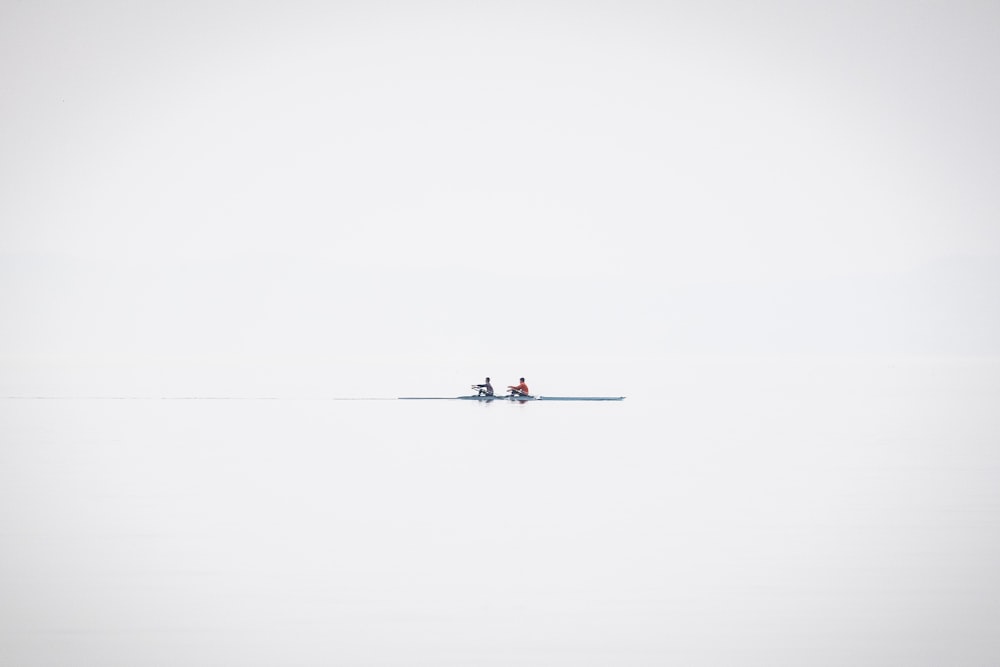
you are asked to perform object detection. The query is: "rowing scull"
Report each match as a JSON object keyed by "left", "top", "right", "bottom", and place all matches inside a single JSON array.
[{"left": 398, "top": 395, "right": 625, "bottom": 401}]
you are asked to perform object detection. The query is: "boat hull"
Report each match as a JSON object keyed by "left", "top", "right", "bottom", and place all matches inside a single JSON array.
[{"left": 398, "top": 395, "right": 625, "bottom": 402}]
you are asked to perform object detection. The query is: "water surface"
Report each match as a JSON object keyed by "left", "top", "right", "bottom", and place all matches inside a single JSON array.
[{"left": 2, "top": 360, "right": 998, "bottom": 666}]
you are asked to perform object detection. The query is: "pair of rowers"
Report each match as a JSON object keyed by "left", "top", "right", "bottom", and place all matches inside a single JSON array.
[{"left": 472, "top": 377, "right": 529, "bottom": 397}]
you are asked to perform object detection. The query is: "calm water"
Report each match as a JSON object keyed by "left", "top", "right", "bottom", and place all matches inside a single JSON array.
[{"left": 2, "top": 359, "right": 999, "bottom": 666}]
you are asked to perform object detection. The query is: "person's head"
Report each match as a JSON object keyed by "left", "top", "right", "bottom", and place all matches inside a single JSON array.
[
  {"left": 485, "top": 377, "right": 490, "bottom": 382},
  {"left": 520, "top": 377, "right": 525, "bottom": 382}
]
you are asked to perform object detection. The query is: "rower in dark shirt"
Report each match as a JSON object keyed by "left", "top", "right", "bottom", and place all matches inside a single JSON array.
[{"left": 472, "top": 377, "right": 494, "bottom": 396}]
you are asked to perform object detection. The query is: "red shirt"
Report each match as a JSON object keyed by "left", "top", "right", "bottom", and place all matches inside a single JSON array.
[{"left": 509, "top": 381, "right": 529, "bottom": 394}]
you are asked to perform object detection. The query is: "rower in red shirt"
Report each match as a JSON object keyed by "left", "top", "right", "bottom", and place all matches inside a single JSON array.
[{"left": 507, "top": 377, "right": 530, "bottom": 397}]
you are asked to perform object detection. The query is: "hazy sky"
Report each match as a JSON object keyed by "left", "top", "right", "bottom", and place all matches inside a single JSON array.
[{"left": 2, "top": 1, "right": 998, "bottom": 391}]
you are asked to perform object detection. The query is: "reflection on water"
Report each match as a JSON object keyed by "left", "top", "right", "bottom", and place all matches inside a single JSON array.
[{"left": 1, "top": 360, "right": 998, "bottom": 666}]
